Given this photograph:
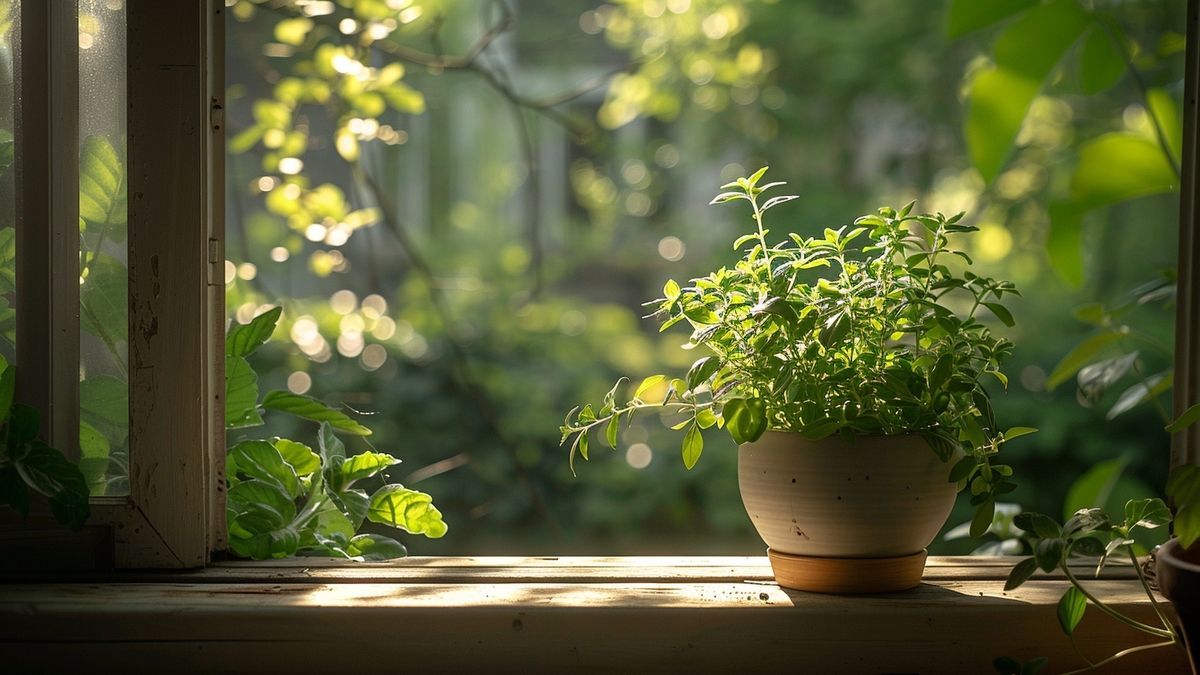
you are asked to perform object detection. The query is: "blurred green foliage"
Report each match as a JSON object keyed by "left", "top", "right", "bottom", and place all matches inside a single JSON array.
[{"left": 223, "top": 0, "right": 1184, "bottom": 555}]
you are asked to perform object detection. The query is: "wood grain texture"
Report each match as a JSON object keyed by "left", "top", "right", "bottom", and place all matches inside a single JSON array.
[
  {"left": 0, "top": 555, "right": 1150, "bottom": 583},
  {"left": 0, "top": 557, "right": 1188, "bottom": 673},
  {"left": 117, "top": 0, "right": 219, "bottom": 568}
]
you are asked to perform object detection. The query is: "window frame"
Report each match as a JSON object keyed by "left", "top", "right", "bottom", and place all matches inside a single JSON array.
[
  {"left": 1173, "top": 0, "right": 1200, "bottom": 471},
  {"left": 9, "top": 0, "right": 225, "bottom": 568},
  {"left": 2, "top": 0, "right": 1197, "bottom": 569}
]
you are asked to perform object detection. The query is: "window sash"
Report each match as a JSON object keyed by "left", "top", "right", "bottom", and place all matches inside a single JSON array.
[
  {"left": 1173, "top": 0, "right": 1200, "bottom": 470},
  {"left": 4, "top": 0, "right": 1198, "bottom": 569},
  {"left": 11, "top": 0, "right": 225, "bottom": 568}
]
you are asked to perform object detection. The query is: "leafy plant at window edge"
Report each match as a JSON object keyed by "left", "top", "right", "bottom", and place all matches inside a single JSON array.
[
  {"left": 561, "top": 168, "right": 1034, "bottom": 536},
  {"left": 993, "top": 455, "right": 1199, "bottom": 675},
  {"left": 224, "top": 306, "right": 446, "bottom": 560},
  {"left": 0, "top": 355, "right": 90, "bottom": 530}
]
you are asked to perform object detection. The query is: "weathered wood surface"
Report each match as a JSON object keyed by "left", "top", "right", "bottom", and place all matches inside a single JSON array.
[
  {"left": 0, "top": 557, "right": 1189, "bottom": 673},
  {"left": 0, "top": 554, "right": 1153, "bottom": 582},
  {"left": 108, "top": 0, "right": 221, "bottom": 569}
]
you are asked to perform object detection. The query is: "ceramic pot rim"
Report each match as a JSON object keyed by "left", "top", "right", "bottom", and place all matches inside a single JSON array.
[{"left": 1159, "top": 538, "right": 1200, "bottom": 574}]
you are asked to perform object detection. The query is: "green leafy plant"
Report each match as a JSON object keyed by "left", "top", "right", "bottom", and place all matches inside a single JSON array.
[
  {"left": 951, "top": 0, "right": 1181, "bottom": 286},
  {"left": 0, "top": 355, "right": 90, "bottom": 530},
  {"left": 994, "top": 409, "right": 1200, "bottom": 673},
  {"left": 224, "top": 307, "right": 446, "bottom": 560},
  {"left": 561, "top": 168, "right": 1032, "bottom": 534}
]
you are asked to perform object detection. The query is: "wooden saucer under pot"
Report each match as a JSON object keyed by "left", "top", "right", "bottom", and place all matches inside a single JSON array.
[{"left": 767, "top": 548, "right": 928, "bottom": 594}]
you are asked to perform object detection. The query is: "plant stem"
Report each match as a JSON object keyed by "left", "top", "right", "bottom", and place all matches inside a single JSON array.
[
  {"left": 747, "top": 193, "right": 770, "bottom": 266},
  {"left": 1128, "top": 547, "right": 1177, "bottom": 638},
  {"left": 1059, "top": 640, "right": 1177, "bottom": 675},
  {"left": 1092, "top": 11, "right": 1181, "bottom": 179},
  {"left": 1060, "top": 560, "right": 1175, "bottom": 638}
]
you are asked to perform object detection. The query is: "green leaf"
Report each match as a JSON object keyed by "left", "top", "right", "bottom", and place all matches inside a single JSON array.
[
  {"left": 1107, "top": 373, "right": 1171, "bottom": 420},
  {"left": 307, "top": 501, "right": 355, "bottom": 547},
  {"left": 1167, "top": 403, "right": 1200, "bottom": 433},
  {"left": 228, "top": 478, "right": 296, "bottom": 526},
  {"left": 970, "top": 498, "right": 996, "bottom": 538},
  {"left": 1175, "top": 503, "right": 1200, "bottom": 549},
  {"left": 1167, "top": 465, "right": 1200, "bottom": 505},
  {"left": 228, "top": 125, "right": 264, "bottom": 154},
  {"left": 663, "top": 279, "right": 681, "bottom": 302},
  {"left": 683, "top": 304, "right": 721, "bottom": 325},
  {"left": 0, "top": 356, "right": 14, "bottom": 423},
  {"left": 1070, "top": 133, "right": 1177, "bottom": 207},
  {"left": 605, "top": 416, "right": 619, "bottom": 449},
  {"left": 723, "top": 398, "right": 768, "bottom": 445},
  {"left": 634, "top": 375, "right": 666, "bottom": 400},
  {"left": 1045, "top": 331, "right": 1122, "bottom": 390},
  {"left": 681, "top": 424, "right": 703, "bottom": 470},
  {"left": 983, "top": 302, "right": 1014, "bottom": 328},
  {"left": 1078, "top": 26, "right": 1125, "bottom": 95},
  {"left": 80, "top": 254, "right": 128, "bottom": 342},
  {"left": 228, "top": 440, "right": 300, "bottom": 498},
  {"left": 1003, "top": 426, "right": 1037, "bottom": 441},
  {"left": 1004, "top": 556, "right": 1038, "bottom": 591},
  {"left": 1014, "top": 512, "right": 1061, "bottom": 539},
  {"left": 367, "top": 484, "right": 448, "bottom": 538},
  {"left": 14, "top": 441, "right": 90, "bottom": 530},
  {"left": 1124, "top": 498, "right": 1171, "bottom": 530},
  {"left": 0, "top": 228, "right": 15, "bottom": 294},
  {"left": 945, "top": 0, "right": 1036, "bottom": 38},
  {"left": 709, "top": 191, "right": 748, "bottom": 205},
  {"left": 226, "top": 306, "right": 282, "bottom": 357},
  {"left": 79, "top": 375, "right": 128, "bottom": 437},
  {"left": 818, "top": 311, "right": 850, "bottom": 347},
  {"left": 6, "top": 403, "right": 39, "bottom": 448},
  {"left": 273, "top": 16, "right": 313, "bottom": 46},
  {"left": 224, "top": 355, "right": 261, "bottom": 429},
  {"left": 273, "top": 438, "right": 320, "bottom": 477},
  {"left": 78, "top": 420, "right": 111, "bottom": 494},
  {"left": 0, "top": 129, "right": 13, "bottom": 175},
  {"left": 948, "top": 456, "right": 977, "bottom": 483},
  {"left": 341, "top": 451, "right": 400, "bottom": 486},
  {"left": 1034, "top": 537, "right": 1065, "bottom": 572},
  {"left": 346, "top": 533, "right": 407, "bottom": 561},
  {"left": 686, "top": 356, "right": 720, "bottom": 391},
  {"left": 229, "top": 521, "right": 299, "bottom": 560},
  {"left": 964, "top": 0, "right": 1090, "bottom": 182},
  {"left": 261, "top": 390, "right": 372, "bottom": 435},
  {"left": 1056, "top": 586, "right": 1087, "bottom": 635},
  {"left": 78, "top": 135, "right": 127, "bottom": 234},
  {"left": 318, "top": 422, "right": 346, "bottom": 463},
  {"left": 336, "top": 487, "right": 369, "bottom": 529},
  {"left": 1147, "top": 88, "right": 1183, "bottom": 164}
]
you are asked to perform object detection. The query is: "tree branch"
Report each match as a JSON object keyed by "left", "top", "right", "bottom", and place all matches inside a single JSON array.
[{"left": 351, "top": 163, "right": 563, "bottom": 541}]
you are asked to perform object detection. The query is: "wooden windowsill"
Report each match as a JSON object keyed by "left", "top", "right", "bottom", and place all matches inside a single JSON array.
[{"left": 0, "top": 556, "right": 1188, "bottom": 673}]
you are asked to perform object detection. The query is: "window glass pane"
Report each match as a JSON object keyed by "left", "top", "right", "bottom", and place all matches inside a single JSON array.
[
  {"left": 0, "top": 1, "right": 17, "bottom": 364},
  {"left": 225, "top": 2, "right": 1182, "bottom": 556},
  {"left": 78, "top": 0, "right": 127, "bottom": 496}
]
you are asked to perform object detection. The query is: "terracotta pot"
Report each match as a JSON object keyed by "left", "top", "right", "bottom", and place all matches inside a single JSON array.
[
  {"left": 1155, "top": 539, "right": 1200, "bottom": 673},
  {"left": 738, "top": 431, "right": 958, "bottom": 593}
]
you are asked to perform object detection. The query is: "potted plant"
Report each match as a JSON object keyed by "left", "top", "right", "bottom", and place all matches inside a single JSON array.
[
  {"left": 994, "top": 433, "right": 1199, "bottom": 674},
  {"left": 561, "top": 168, "right": 1032, "bottom": 593},
  {"left": 1157, "top": 447, "right": 1200, "bottom": 672}
]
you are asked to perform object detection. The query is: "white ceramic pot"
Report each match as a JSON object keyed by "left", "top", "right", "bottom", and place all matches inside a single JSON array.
[{"left": 738, "top": 431, "right": 958, "bottom": 558}]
